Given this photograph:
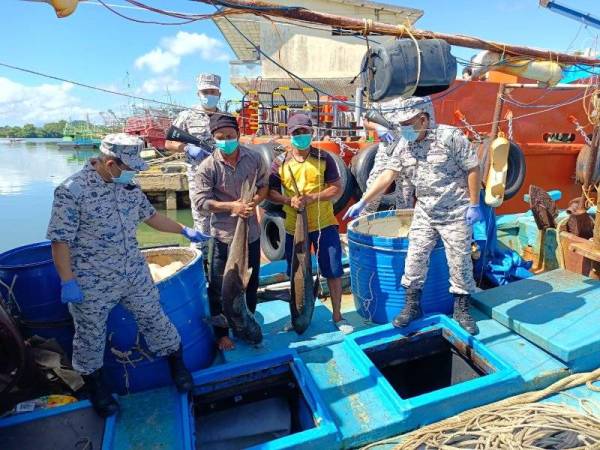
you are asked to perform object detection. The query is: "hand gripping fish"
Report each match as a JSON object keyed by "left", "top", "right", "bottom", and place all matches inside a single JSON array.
[
  {"left": 288, "top": 167, "right": 319, "bottom": 334},
  {"left": 221, "top": 176, "right": 263, "bottom": 345}
]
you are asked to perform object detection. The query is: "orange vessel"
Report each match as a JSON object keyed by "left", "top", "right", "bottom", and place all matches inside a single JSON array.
[{"left": 430, "top": 78, "right": 591, "bottom": 214}]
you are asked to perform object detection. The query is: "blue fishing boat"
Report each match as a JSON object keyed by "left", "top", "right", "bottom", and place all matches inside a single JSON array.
[
  {"left": 56, "top": 121, "right": 102, "bottom": 150},
  {"left": 1, "top": 195, "right": 599, "bottom": 449}
]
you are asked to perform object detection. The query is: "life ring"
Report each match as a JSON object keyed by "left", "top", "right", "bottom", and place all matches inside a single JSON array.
[{"left": 260, "top": 213, "right": 286, "bottom": 261}]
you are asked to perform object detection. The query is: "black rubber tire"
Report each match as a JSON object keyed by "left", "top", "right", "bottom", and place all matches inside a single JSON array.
[
  {"left": 504, "top": 142, "right": 526, "bottom": 201},
  {"left": 351, "top": 143, "right": 396, "bottom": 207},
  {"left": 351, "top": 144, "right": 378, "bottom": 193},
  {"left": 260, "top": 213, "right": 286, "bottom": 261},
  {"left": 327, "top": 152, "right": 356, "bottom": 214},
  {"left": 244, "top": 142, "right": 275, "bottom": 168},
  {"left": 244, "top": 143, "right": 282, "bottom": 213}
]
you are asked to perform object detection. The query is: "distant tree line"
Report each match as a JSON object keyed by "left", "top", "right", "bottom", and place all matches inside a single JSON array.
[
  {"left": 0, "top": 121, "right": 68, "bottom": 138},
  {"left": 0, "top": 120, "right": 118, "bottom": 138}
]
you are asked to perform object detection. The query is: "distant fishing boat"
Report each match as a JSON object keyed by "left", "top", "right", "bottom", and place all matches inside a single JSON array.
[
  {"left": 0, "top": 138, "right": 26, "bottom": 144},
  {"left": 56, "top": 119, "right": 102, "bottom": 150}
]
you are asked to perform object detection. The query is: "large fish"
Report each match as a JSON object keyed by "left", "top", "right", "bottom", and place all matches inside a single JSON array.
[
  {"left": 288, "top": 167, "right": 319, "bottom": 334},
  {"left": 221, "top": 176, "right": 263, "bottom": 345}
]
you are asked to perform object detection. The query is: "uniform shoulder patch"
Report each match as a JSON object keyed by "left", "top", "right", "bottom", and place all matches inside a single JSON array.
[{"left": 62, "top": 174, "right": 85, "bottom": 198}]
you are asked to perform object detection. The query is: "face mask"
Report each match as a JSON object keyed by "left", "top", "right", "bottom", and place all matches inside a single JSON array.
[
  {"left": 109, "top": 164, "right": 137, "bottom": 185},
  {"left": 199, "top": 94, "right": 219, "bottom": 109},
  {"left": 291, "top": 134, "right": 312, "bottom": 150},
  {"left": 400, "top": 124, "right": 419, "bottom": 142},
  {"left": 215, "top": 139, "right": 239, "bottom": 155}
]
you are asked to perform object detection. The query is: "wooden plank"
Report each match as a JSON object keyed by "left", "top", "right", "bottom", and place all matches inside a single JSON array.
[
  {"left": 570, "top": 240, "right": 600, "bottom": 263},
  {"left": 195, "top": 0, "right": 600, "bottom": 65}
]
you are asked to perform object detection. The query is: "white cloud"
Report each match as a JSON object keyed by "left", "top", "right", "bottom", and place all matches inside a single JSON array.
[
  {"left": 138, "top": 76, "right": 186, "bottom": 95},
  {"left": 162, "top": 31, "right": 229, "bottom": 60},
  {"left": 134, "top": 48, "right": 181, "bottom": 74},
  {"left": 135, "top": 31, "right": 229, "bottom": 74},
  {"left": 0, "top": 77, "right": 97, "bottom": 125}
]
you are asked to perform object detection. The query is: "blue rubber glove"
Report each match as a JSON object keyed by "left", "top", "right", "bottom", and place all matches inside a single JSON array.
[
  {"left": 61, "top": 279, "right": 84, "bottom": 304},
  {"left": 343, "top": 199, "right": 366, "bottom": 221},
  {"left": 375, "top": 125, "right": 394, "bottom": 144},
  {"left": 465, "top": 204, "right": 484, "bottom": 225},
  {"left": 184, "top": 144, "right": 210, "bottom": 162},
  {"left": 181, "top": 226, "right": 210, "bottom": 243}
]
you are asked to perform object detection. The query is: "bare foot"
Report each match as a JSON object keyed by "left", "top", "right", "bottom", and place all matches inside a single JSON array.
[{"left": 217, "top": 336, "right": 235, "bottom": 351}]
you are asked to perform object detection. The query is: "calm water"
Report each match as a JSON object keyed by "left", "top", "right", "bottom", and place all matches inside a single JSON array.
[{"left": 0, "top": 139, "right": 193, "bottom": 253}]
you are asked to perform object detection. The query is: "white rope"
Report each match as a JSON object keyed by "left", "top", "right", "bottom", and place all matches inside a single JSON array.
[
  {"left": 0, "top": 275, "right": 22, "bottom": 317},
  {"left": 362, "top": 367, "right": 600, "bottom": 450}
]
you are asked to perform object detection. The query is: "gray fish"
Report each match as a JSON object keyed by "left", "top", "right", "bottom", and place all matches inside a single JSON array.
[
  {"left": 221, "top": 176, "right": 263, "bottom": 345},
  {"left": 288, "top": 167, "right": 318, "bottom": 335}
]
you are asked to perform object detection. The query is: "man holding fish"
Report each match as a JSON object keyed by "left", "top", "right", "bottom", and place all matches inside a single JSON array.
[
  {"left": 195, "top": 114, "right": 269, "bottom": 351},
  {"left": 268, "top": 114, "right": 354, "bottom": 335}
]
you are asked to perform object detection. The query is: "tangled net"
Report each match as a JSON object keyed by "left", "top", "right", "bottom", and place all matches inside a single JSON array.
[{"left": 362, "top": 368, "right": 600, "bottom": 450}]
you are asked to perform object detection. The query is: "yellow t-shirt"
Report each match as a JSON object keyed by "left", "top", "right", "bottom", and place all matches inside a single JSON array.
[{"left": 270, "top": 148, "right": 340, "bottom": 234}]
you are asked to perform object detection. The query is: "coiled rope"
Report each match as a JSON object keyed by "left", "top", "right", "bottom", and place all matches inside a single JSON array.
[{"left": 362, "top": 367, "right": 600, "bottom": 450}]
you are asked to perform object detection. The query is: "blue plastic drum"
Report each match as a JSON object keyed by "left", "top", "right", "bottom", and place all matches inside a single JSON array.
[
  {"left": 0, "top": 241, "right": 74, "bottom": 355},
  {"left": 103, "top": 247, "right": 215, "bottom": 394},
  {"left": 348, "top": 210, "right": 453, "bottom": 324}
]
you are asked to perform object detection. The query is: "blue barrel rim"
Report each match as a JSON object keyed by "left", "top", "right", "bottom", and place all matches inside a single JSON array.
[
  {"left": 142, "top": 246, "right": 201, "bottom": 285},
  {"left": 0, "top": 241, "right": 54, "bottom": 270}
]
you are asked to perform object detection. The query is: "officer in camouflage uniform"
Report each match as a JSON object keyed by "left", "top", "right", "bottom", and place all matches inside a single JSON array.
[
  {"left": 362, "top": 97, "right": 416, "bottom": 214},
  {"left": 345, "top": 97, "right": 483, "bottom": 334},
  {"left": 165, "top": 73, "right": 222, "bottom": 266},
  {"left": 47, "top": 134, "right": 208, "bottom": 417}
]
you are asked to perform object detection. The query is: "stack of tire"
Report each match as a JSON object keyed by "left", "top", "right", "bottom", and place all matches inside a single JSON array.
[{"left": 252, "top": 143, "right": 358, "bottom": 262}]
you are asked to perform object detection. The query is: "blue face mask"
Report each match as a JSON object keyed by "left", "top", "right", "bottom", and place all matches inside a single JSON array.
[
  {"left": 199, "top": 94, "right": 219, "bottom": 109},
  {"left": 215, "top": 139, "right": 239, "bottom": 155},
  {"left": 291, "top": 134, "right": 312, "bottom": 150},
  {"left": 400, "top": 124, "right": 419, "bottom": 142},
  {"left": 111, "top": 168, "right": 137, "bottom": 185}
]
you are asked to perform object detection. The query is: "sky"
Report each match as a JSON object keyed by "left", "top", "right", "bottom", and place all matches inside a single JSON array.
[{"left": 1, "top": 0, "right": 599, "bottom": 125}]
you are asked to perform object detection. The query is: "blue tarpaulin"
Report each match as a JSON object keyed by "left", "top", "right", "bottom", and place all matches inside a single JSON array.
[{"left": 473, "top": 195, "right": 533, "bottom": 287}]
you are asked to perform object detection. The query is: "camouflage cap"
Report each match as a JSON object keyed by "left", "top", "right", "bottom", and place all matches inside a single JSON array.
[
  {"left": 196, "top": 73, "right": 221, "bottom": 92},
  {"left": 392, "top": 96, "right": 434, "bottom": 123},
  {"left": 100, "top": 133, "right": 148, "bottom": 171}
]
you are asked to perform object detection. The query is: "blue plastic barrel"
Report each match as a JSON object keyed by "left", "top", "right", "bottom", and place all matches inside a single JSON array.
[
  {"left": 103, "top": 247, "right": 215, "bottom": 394},
  {"left": 348, "top": 210, "right": 452, "bottom": 324},
  {"left": 0, "top": 242, "right": 74, "bottom": 355}
]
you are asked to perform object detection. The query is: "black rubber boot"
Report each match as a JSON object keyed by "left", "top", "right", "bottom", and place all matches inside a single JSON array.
[
  {"left": 453, "top": 294, "right": 479, "bottom": 335},
  {"left": 392, "top": 289, "right": 423, "bottom": 328},
  {"left": 82, "top": 369, "right": 119, "bottom": 418},
  {"left": 167, "top": 346, "right": 193, "bottom": 393}
]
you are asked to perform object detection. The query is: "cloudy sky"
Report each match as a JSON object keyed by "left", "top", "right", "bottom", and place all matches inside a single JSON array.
[{"left": 1, "top": 0, "right": 599, "bottom": 125}]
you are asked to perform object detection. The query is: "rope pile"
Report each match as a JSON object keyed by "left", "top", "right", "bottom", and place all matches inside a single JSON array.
[{"left": 362, "top": 368, "right": 600, "bottom": 450}]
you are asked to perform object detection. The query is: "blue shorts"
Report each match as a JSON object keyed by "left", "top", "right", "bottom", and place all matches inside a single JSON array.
[{"left": 285, "top": 225, "right": 343, "bottom": 279}]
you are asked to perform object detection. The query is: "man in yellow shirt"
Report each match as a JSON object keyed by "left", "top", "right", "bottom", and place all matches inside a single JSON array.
[{"left": 268, "top": 114, "right": 353, "bottom": 334}]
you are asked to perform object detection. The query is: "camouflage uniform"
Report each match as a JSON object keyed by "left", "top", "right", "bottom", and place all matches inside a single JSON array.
[
  {"left": 364, "top": 97, "right": 415, "bottom": 214},
  {"left": 172, "top": 73, "right": 222, "bottom": 239},
  {"left": 363, "top": 142, "right": 415, "bottom": 214},
  {"left": 46, "top": 136, "right": 180, "bottom": 375},
  {"left": 172, "top": 107, "right": 215, "bottom": 236},
  {"left": 385, "top": 98, "right": 478, "bottom": 295}
]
